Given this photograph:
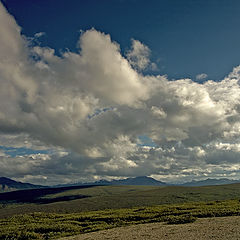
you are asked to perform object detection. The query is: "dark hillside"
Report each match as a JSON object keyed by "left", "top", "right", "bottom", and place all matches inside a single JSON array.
[{"left": 0, "top": 177, "right": 44, "bottom": 192}]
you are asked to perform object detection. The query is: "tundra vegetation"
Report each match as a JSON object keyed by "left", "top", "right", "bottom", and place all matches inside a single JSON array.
[{"left": 0, "top": 184, "right": 240, "bottom": 239}]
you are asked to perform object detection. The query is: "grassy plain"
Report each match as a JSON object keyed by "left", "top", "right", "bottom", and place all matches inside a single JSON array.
[
  {"left": 0, "top": 183, "right": 240, "bottom": 218},
  {"left": 1, "top": 199, "right": 240, "bottom": 239},
  {"left": 0, "top": 184, "right": 240, "bottom": 239}
]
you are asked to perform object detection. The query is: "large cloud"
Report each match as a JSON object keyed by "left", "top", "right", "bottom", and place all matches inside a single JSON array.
[{"left": 0, "top": 2, "right": 240, "bottom": 184}]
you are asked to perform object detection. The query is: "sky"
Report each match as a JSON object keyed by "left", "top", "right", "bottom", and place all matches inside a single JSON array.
[{"left": 0, "top": 0, "right": 240, "bottom": 185}]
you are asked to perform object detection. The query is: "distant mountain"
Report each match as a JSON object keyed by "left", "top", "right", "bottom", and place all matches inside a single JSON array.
[
  {"left": 66, "top": 176, "right": 167, "bottom": 187},
  {"left": 104, "top": 176, "right": 166, "bottom": 186},
  {"left": 180, "top": 178, "right": 240, "bottom": 187},
  {"left": 54, "top": 176, "right": 240, "bottom": 188},
  {"left": 0, "top": 177, "right": 45, "bottom": 192},
  {"left": 92, "top": 177, "right": 240, "bottom": 187}
]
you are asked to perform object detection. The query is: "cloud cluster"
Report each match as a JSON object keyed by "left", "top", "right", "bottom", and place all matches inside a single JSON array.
[{"left": 0, "top": 3, "right": 240, "bottom": 184}]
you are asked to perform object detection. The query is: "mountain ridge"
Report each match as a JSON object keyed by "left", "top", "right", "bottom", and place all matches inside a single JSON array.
[
  {"left": 55, "top": 176, "right": 240, "bottom": 187},
  {"left": 1, "top": 176, "right": 240, "bottom": 192},
  {"left": 0, "top": 177, "right": 45, "bottom": 192},
  {"left": 93, "top": 176, "right": 167, "bottom": 186},
  {"left": 180, "top": 178, "right": 240, "bottom": 186}
]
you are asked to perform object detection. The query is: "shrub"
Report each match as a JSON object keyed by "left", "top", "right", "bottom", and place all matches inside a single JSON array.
[{"left": 166, "top": 214, "right": 197, "bottom": 224}]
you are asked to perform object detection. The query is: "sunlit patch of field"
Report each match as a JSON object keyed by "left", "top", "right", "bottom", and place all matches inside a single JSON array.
[{"left": 0, "top": 199, "right": 240, "bottom": 239}]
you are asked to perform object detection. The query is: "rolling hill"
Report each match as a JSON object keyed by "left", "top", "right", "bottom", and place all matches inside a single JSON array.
[
  {"left": 0, "top": 177, "right": 45, "bottom": 192},
  {"left": 1, "top": 182, "right": 240, "bottom": 219},
  {"left": 1, "top": 176, "right": 240, "bottom": 194}
]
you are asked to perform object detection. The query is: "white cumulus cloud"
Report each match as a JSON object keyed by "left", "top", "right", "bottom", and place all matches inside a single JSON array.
[{"left": 1, "top": 2, "right": 240, "bottom": 184}]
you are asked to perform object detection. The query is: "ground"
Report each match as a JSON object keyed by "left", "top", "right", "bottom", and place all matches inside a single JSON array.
[{"left": 60, "top": 216, "right": 240, "bottom": 240}]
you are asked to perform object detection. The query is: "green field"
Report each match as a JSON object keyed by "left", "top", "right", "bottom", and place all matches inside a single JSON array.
[
  {"left": 1, "top": 199, "right": 240, "bottom": 239},
  {"left": 0, "top": 184, "right": 240, "bottom": 239},
  {"left": 1, "top": 184, "right": 240, "bottom": 218}
]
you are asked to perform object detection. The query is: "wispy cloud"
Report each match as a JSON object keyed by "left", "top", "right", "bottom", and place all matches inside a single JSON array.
[
  {"left": 196, "top": 73, "right": 208, "bottom": 80},
  {"left": 34, "top": 32, "right": 45, "bottom": 38}
]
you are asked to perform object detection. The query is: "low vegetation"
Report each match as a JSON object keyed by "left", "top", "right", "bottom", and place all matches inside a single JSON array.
[
  {"left": 1, "top": 199, "right": 240, "bottom": 240},
  {"left": 1, "top": 184, "right": 240, "bottom": 219}
]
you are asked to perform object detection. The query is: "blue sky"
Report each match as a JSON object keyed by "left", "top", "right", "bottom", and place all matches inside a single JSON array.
[
  {"left": 3, "top": 0, "right": 240, "bottom": 80},
  {"left": 0, "top": 146, "right": 49, "bottom": 157},
  {"left": 1, "top": 0, "right": 240, "bottom": 185}
]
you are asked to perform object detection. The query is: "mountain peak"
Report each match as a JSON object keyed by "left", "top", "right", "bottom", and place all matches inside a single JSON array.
[
  {"left": 0, "top": 177, "right": 44, "bottom": 192},
  {"left": 0, "top": 177, "right": 18, "bottom": 185},
  {"left": 99, "top": 176, "right": 166, "bottom": 186}
]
